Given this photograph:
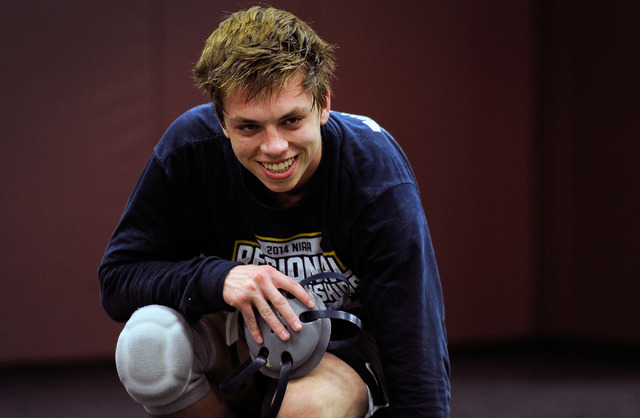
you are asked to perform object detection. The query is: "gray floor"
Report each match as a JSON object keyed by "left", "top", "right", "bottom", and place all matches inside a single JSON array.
[
  {"left": 1, "top": 342, "right": 639, "bottom": 417},
  {"left": 449, "top": 343, "right": 640, "bottom": 417}
]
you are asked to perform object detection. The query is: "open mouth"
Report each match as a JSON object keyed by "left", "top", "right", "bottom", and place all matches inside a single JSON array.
[{"left": 260, "top": 156, "right": 296, "bottom": 174}]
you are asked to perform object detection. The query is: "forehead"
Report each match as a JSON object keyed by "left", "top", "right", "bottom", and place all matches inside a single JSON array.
[
  {"left": 224, "top": 83, "right": 313, "bottom": 123},
  {"left": 223, "top": 72, "right": 313, "bottom": 114}
]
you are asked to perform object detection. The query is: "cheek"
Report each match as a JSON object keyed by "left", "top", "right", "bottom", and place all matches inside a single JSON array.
[
  {"left": 229, "top": 137, "right": 252, "bottom": 161},
  {"left": 310, "top": 137, "right": 321, "bottom": 155},
  {"left": 306, "top": 128, "right": 322, "bottom": 153},
  {"left": 298, "top": 124, "right": 321, "bottom": 146}
]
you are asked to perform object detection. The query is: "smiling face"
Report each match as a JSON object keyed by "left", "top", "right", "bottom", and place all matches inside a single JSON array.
[{"left": 221, "top": 74, "right": 331, "bottom": 207}]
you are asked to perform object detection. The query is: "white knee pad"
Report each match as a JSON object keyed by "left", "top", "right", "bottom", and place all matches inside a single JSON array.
[{"left": 115, "top": 305, "right": 216, "bottom": 415}]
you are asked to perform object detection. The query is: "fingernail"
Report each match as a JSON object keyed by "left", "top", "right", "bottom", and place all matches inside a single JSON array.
[
  {"left": 280, "top": 330, "right": 290, "bottom": 340},
  {"left": 293, "top": 321, "right": 302, "bottom": 331}
]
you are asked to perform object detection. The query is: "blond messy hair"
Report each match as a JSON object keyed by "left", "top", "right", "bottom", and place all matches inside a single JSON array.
[{"left": 192, "top": 6, "right": 336, "bottom": 125}]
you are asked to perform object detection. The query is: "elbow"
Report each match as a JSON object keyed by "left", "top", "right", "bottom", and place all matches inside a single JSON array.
[{"left": 98, "top": 264, "right": 133, "bottom": 323}]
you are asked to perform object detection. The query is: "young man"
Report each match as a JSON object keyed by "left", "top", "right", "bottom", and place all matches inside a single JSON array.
[{"left": 99, "top": 6, "right": 450, "bottom": 417}]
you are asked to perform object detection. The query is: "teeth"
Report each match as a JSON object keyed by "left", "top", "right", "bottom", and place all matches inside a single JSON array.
[{"left": 262, "top": 157, "right": 295, "bottom": 173}]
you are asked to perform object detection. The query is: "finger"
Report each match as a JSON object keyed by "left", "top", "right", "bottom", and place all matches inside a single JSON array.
[
  {"left": 267, "top": 288, "right": 304, "bottom": 333},
  {"left": 254, "top": 298, "right": 292, "bottom": 341},
  {"left": 240, "top": 307, "right": 264, "bottom": 345},
  {"left": 275, "top": 275, "right": 316, "bottom": 310}
]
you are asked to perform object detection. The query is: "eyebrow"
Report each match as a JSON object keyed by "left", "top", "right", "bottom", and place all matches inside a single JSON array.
[
  {"left": 226, "top": 116, "right": 259, "bottom": 126},
  {"left": 226, "top": 106, "right": 311, "bottom": 126}
]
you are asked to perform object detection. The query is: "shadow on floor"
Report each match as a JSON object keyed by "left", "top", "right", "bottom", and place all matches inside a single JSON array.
[
  {"left": 449, "top": 340, "right": 640, "bottom": 417},
  {"left": 1, "top": 341, "right": 639, "bottom": 417}
]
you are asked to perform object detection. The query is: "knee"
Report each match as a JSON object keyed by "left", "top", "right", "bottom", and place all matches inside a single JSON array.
[
  {"left": 278, "top": 380, "right": 360, "bottom": 418},
  {"left": 277, "top": 389, "right": 326, "bottom": 418},
  {"left": 115, "top": 305, "right": 216, "bottom": 415},
  {"left": 277, "top": 355, "right": 369, "bottom": 418}
]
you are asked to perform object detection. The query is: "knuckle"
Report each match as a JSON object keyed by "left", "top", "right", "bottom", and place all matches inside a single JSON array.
[
  {"left": 236, "top": 292, "right": 252, "bottom": 305},
  {"left": 244, "top": 281, "right": 259, "bottom": 293},
  {"left": 272, "top": 293, "right": 288, "bottom": 307},
  {"left": 260, "top": 264, "right": 277, "bottom": 273},
  {"left": 260, "top": 306, "right": 274, "bottom": 318},
  {"left": 253, "top": 271, "right": 269, "bottom": 286},
  {"left": 244, "top": 315, "right": 257, "bottom": 329},
  {"left": 256, "top": 265, "right": 280, "bottom": 281}
]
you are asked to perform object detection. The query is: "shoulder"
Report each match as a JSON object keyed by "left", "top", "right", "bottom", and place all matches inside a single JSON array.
[
  {"left": 325, "top": 111, "right": 386, "bottom": 144},
  {"left": 323, "top": 111, "right": 418, "bottom": 197},
  {"left": 153, "top": 104, "right": 227, "bottom": 162}
]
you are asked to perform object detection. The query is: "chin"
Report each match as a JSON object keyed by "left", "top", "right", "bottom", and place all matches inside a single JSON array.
[{"left": 266, "top": 184, "right": 295, "bottom": 194}]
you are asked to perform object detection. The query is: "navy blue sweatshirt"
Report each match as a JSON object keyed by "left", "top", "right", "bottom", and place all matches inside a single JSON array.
[{"left": 99, "top": 104, "right": 450, "bottom": 416}]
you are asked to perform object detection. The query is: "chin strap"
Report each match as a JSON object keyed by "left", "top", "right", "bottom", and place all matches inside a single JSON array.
[
  {"left": 297, "top": 272, "right": 350, "bottom": 309},
  {"left": 261, "top": 351, "right": 292, "bottom": 418},
  {"left": 298, "top": 272, "right": 362, "bottom": 350},
  {"left": 220, "top": 272, "right": 362, "bottom": 418},
  {"left": 219, "top": 347, "right": 267, "bottom": 392},
  {"left": 299, "top": 308, "right": 362, "bottom": 349}
]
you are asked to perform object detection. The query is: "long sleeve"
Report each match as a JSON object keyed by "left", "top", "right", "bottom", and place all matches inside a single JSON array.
[
  {"left": 99, "top": 153, "right": 241, "bottom": 323},
  {"left": 353, "top": 184, "right": 451, "bottom": 416}
]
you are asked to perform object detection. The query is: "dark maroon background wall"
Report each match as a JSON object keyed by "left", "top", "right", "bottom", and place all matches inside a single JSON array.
[
  {"left": 535, "top": 1, "right": 640, "bottom": 343},
  {"left": 0, "top": 0, "right": 636, "bottom": 365}
]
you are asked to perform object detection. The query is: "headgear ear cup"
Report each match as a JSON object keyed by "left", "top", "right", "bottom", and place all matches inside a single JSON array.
[
  {"left": 220, "top": 273, "right": 362, "bottom": 418},
  {"left": 244, "top": 291, "right": 331, "bottom": 379}
]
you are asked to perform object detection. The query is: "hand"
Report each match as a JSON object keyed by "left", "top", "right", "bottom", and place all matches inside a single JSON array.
[{"left": 222, "top": 265, "right": 315, "bottom": 344}]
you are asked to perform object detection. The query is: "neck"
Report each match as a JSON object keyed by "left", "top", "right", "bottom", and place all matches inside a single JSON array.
[{"left": 271, "top": 188, "right": 307, "bottom": 207}]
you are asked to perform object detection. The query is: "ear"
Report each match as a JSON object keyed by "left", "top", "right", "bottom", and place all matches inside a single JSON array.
[
  {"left": 220, "top": 121, "right": 230, "bottom": 138},
  {"left": 319, "top": 93, "right": 331, "bottom": 125}
]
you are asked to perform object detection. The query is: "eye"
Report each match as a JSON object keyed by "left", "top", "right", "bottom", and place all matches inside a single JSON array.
[
  {"left": 283, "top": 117, "right": 303, "bottom": 128},
  {"left": 237, "top": 124, "right": 259, "bottom": 134}
]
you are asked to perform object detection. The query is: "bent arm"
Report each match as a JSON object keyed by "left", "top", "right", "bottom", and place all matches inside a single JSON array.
[
  {"left": 353, "top": 184, "right": 451, "bottom": 416},
  {"left": 99, "top": 256, "right": 239, "bottom": 323},
  {"left": 98, "top": 155, "right": 240, "bottom": 323}
]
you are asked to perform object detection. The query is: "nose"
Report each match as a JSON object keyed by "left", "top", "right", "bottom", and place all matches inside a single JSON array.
[{"left": 260, "top": 127, "right": 288, "bottom": 156}]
